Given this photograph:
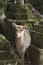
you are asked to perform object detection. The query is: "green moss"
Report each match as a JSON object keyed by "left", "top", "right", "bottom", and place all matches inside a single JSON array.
[
  {"left": 0, "top": 34, "right": 10, "bottom": 44},
  {"left": 0, "top": 34, "right": 11, "bottom": 50},
  {"left": 6, "top": 12, "right": 28, "bottom": 20},
  {"left": 0, "top": 10, "right": 4, "bottom": 15},
  {"left": 0, "top": 51, "right": 17, "bottom": 64},
  {"left": 5, "top": 3, "right": 41, "bottom": 22},
  {"left": 0, "top": 34, "right": 18, "bottom": 64},
  {"left": 9, "top": 4, "right": 26, "bottom": 13},
  {"left": 0, "top": 2, "right": 7, "bottom": 11},
  {"left": 0, "top": 2, "right": 43, "bottom": 21},
  {"left": 0, "top": 18, "right": 16, "bottom": 44}
]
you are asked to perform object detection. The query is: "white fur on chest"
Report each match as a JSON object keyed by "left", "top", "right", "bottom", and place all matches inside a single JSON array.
[{"left": 16, "top": 29, "right": 31, "bottom": 53}]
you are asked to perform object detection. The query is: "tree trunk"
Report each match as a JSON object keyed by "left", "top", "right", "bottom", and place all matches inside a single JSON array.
[{"left": 16, "top": 0, "right": 24, "bottom": 5}]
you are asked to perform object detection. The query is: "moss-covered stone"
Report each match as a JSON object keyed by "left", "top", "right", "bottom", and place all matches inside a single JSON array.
[
  {"left": 28, "top": 44, "right": 43, "bottom": 65},
  {"left": 0, "top": 34, "right": 11, "bottom": 50},
  {"left": 0, "top": 34, "right": 18, "bottom": 65},
  {"left": 0, "top": 2, "right": 7, "bottom": 11},
  {"left": 0, "top": 2, "right": 43, "bottom": 21},
  {"left": 30, "top": 30, "right": 35, "bottom": 45},
  {"left": 34, "top": 24, "right": 43, "bottom": 33},
  {"left": 6, "top": 12, "right": 28, "bottom": 20},
  {"left": 5, "top": 3, "right": 40, "bottom": 21},
  {"left": 0, "top": 18, "right": 17, "bottom": 45},
  {"left": 39, "top": 22, "right": 43, "bottom": 25},
  {"left": 30, "top": 30, "right": 43, "bottom": 48},
  {"left": 8, "top": 4, "right": 26, "bottom": 13},
  {"left": 0, "top": 50, "right": 18, "bottom": 65},
  {"left": 0, "top": 34, "right": 9, "bottom": 44},
  {"left": 0, "top": 10, "right": 4, "bottom": 15}
]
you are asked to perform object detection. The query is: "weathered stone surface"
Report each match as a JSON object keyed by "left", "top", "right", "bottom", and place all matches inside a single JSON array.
[
  {"left": 39, "top": 22, "right": 43, "bottom": 25},
  {"left": 0, "top": 34, "right": 18, "bottom": 65},
  {"left": 0, "top": 18, "right": 16, "bottom": 45},
  {"left": 34, "top": 24, "right": 43, "bottom": 33},
  {"left": 30, "top": 30, "right": 43, "bottom": 48},
  {"left": 30, "top": 30, "right": 35, "bottom": 45},
  {"left": 0, "top": 34, "right": 10, "bottom": 50},
  {"left": 28, "top": 44, "right": 43, "bottom": 65},
  {"left": 6, "top": 12, "right": 28, "bottom": 20},
  {"left": 5, "top": 3, "right": 39, "bottom": 21},
  {"left": 0, "top": 51, "right": 18, "bottom": 65}
]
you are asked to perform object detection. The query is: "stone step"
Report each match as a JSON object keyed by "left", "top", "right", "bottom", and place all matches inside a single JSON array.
[
  {"left": 0, "top": 51, "right": 17, "bottom": 64},
  {"left": 39, "top": 22, "right": 43, "bottom": 25},
  {"left": 30, "top": 30, "right": 43, "bottom": 48},
  {"left": 0, "top": 51, "right": 18, "bottom": 65},
  {"left": 34, "top": 24, "right": 43, "bottom": 33},
  {"left": 28, "top": 44, "right": 43, "bottom": 65}
]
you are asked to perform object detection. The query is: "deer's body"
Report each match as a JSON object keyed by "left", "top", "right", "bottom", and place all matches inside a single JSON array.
[
  {"left": 16, "top": 29, "right": 31, "bottom": 53},
  {"left": 16, "top": 29, "right": 31, "bottom": 65}
]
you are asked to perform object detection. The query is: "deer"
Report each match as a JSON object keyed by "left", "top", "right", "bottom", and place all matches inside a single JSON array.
[{"left": 12, "top": 23, "right": 31, "bottom": 65}]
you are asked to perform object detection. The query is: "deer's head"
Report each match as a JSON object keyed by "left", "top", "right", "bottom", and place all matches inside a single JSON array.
[{"left": 12, "top": 23, "right": 29, "bottom": 38}]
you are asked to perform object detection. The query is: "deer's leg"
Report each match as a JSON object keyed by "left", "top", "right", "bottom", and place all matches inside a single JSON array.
[
  {"left": 26, "top": 49, "right": 30, "bottom": 60},
  {"left": 20, "top": 51, "right": 25, "bottom": 65}
]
